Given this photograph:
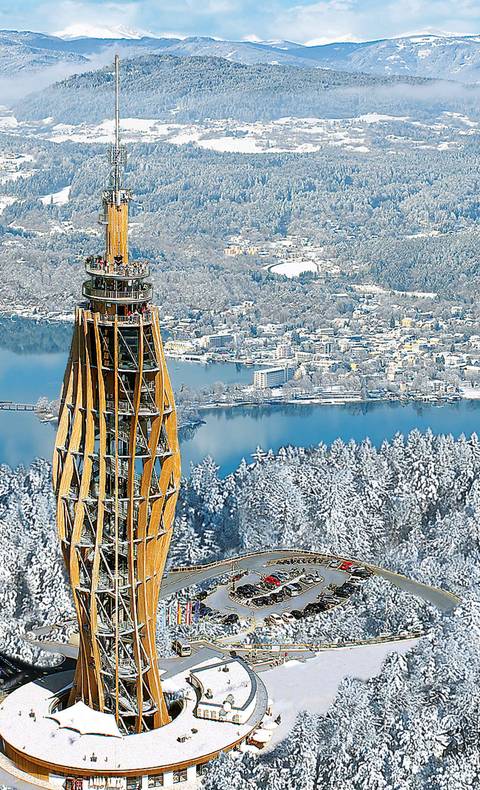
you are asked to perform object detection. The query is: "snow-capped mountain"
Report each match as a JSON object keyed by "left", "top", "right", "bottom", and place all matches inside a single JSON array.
[
  {"left": 1, "top": 29, "right": 480, "bottom": 83},
  {"left": 286, "top": 34, "right": 480, "bottom": 82},
  {"left": 54, "top": 24, "right": 153, "bottom": 40},
  {"left": 0, "top": 30, "right": 87, "bottom": 74}
]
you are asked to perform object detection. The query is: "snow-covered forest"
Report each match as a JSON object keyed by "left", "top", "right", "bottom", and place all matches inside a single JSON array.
[{"left": 0, "top": 430, "right": 479, "bottom": 786}]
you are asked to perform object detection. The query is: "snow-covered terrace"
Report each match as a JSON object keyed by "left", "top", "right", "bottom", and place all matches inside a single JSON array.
[
  {"left": 0, "top": 666, "right": 267, "bottom": 774},
  {"left": 191, "top": 657, "right": 257, "bottom": 724}
]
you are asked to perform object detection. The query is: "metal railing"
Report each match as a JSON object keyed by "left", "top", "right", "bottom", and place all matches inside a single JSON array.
[
  {"left": 94, "top": 310, "right": 153, "bottom": 325},
  {"left": 85, "top": 259, "right": 150, "bottom": 278},
  {"left": 83, "top": 282, "right": 153, "bottom": 302}
]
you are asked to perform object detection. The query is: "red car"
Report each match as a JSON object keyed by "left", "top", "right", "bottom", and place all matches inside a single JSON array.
[
  {"left": 340, "top": 561, "right": 354, "bottom": 571},
  {"left": 263, "top": 575, "right": 281, "bottom": 587}
]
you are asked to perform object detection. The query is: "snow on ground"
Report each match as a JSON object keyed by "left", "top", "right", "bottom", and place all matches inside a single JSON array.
[
  {"left": 40, "top": 185, "right": 71, "bottom": 205},
  {"left": 262, "top": 638, "right": 419, "bottom": 750},
  {"left": 24, "top": 112, "right": 477, "bottom": 155},
  {"left": 460, "top": 385, "right": 480, "bottom": 399},
  {"left": 269, "top": 259, "right": 319, "bottom": 277},
  {"left": 197, "top": 136, "right": 266, "bottom": 154},
  {"left": 358, "top": 113, "right": 410, "bottom": 123},
  {"left": 0, "top": 107, "right": 475, "bottom": 158},
  {"left": 0, "top": 153, "right": 35, "bottom": 184},
  {"left": 0, "top": 195, "right": 15, "bottom": 213}
]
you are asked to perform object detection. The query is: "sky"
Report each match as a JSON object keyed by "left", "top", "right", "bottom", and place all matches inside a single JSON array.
[{"left": 0, "top": 0, "right": 479, "bottom": 44}]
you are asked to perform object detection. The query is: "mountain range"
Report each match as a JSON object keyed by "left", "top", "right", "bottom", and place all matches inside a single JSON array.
[{"left": 3, "top": 29, "right": 480, "bottom": 83}]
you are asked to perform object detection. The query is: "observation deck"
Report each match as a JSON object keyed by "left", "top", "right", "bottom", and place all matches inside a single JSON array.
[{"left": 83, "top": 255, "right": 153, "bottom": 315}]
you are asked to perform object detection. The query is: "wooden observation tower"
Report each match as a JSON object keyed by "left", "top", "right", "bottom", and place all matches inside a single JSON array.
[{"left": 52, "top": 55, "right": 181, "bottom": 734}]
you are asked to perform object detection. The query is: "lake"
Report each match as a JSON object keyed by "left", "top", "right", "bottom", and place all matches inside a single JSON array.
[{"left": 0, "top": 318, "right": 479, "bottom": 476}]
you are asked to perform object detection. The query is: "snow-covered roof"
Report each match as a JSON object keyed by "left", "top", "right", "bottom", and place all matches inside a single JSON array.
[
  {"left": 0, "top": 665, "right": 268, "bottom": 774},
  {"left": 191, "top": 658, "right": 255, "bottom": 713},
  {"left": 49, "top": 701, "right": 122, "bottom": 738}
]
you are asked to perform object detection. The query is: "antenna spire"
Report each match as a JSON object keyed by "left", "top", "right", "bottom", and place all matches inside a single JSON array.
[
  {"left": 103, "top": 55, "right": 130, "bottom": 265},
  {"left": 114, "top": 53, "right": 121, "bottom": 202}
]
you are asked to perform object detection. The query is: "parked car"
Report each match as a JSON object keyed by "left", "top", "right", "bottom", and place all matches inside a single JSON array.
[
  {"left": 236, "top": 584, "right": 257, "bottom": 598},
  {"left": 263, "top": 575, "right": 282, "bottom": 587},
  {"left": 334, "top": 587, "right": 350, "bottom": 598},
  {"left": 328, "top": 559, "right": 342, "bottom": 568},
  {"left": 282, "top": 612, "right": 296, "bottom": 624},
  {"left": 252, "top": 596, "right": 270, "bottom": 607},
  {"left": 339, "top": 560, "right": 354, "bottom": 571},
  {"left": 290, "top": 609, "right": 304, "bottom": 620},
  {"left": 266, "top": 613, "right": 283, "bottom": 626},
  {"left": 322, "top": 594, "right": 337, "bottom": 604},
  {"left": 270, "top": 591, "right": 285, "bottom": 603},
  {"left": 284, "top": 585, "right": 301, "bottom": 598},
  {"left": 351, "top": 567, "right": 372, "bottom": 579}
]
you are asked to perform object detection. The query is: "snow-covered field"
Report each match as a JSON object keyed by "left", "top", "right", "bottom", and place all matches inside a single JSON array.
[
  {"left": 40, "top": 184, "right": 71, "bottom": 205},
  {"left": 269, "top": 259, "right": 319, "bottom": 277},
  {"left": 0, "top": 110, "right": 476, "bottom": 156},
  {"left": 262, "top": 638, "right": 419, "bottom": 749}
]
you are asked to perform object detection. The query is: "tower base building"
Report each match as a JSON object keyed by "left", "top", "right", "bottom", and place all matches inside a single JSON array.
[{"left": 0, "top": 657, "right": 267, "bottom": 790}]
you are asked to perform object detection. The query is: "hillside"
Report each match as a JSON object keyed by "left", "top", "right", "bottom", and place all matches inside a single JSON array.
[
  {"left": 14, "top": 54, "right": 431, "bottom": 124},
  {"left": 0, "top": 30, "right": 87, "bottom": 75}
]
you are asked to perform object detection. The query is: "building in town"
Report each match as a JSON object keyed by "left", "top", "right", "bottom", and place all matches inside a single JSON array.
[
  {"left": 200, "top": 332, "right": 235, "bottom": 350},
  {"left": 254, "top": 366, "right": 294, "bottom": 389}
]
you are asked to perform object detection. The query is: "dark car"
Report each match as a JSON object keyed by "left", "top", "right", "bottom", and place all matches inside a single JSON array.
[
  {"left": 351, "top": 568, "right": 372, "bottom": 579},
  {"left": 197, "top": 591, "right": 209, "bottom": 601},
  {"left": 270, "top": 591, "right": 285, "bottom": 603},
  {"left": 252, "top": 596, "right": 270, "bottom": 607},
  {"left": 334, "top": 587, "right": 350, "bottom": 598},
  {"left": 223, "top": 613, "right": 239, "bottom": 625},
  {"left": 290, "top": 609, "right": 304, "bottom": 620},
  {"left": 236, "top": 584, "right": 257, "bottom": 598}
]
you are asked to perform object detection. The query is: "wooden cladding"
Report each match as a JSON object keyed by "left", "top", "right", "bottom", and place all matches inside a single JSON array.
[
  {"left": 106, "top": 202, "right": 129, "bottom": 265},
  {"left": 53, "top": 307, "right": 181, "bottom": 733}
]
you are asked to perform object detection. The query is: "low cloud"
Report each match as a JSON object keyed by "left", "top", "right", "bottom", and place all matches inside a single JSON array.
[{"left": 0, "top": 48, "right": 118, "bottom": 106}]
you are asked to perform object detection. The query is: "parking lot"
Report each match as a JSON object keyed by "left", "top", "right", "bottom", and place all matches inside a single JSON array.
[{"left": 202, "top": 563, "right": 368, "bottom": 621}]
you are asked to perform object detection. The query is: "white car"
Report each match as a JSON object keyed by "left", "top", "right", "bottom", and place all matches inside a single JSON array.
[{"left": 281, "top": 612, "right": 296, "bottom": 624}]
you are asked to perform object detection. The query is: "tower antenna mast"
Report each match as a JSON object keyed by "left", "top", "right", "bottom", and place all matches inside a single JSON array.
[{"left": 114, "top": 53, "right": 121, "bottom": 204}]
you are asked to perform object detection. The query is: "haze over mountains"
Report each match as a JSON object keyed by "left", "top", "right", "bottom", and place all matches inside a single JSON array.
[{"left": 3, "top": 28, "right": 480, "bottom": 84}]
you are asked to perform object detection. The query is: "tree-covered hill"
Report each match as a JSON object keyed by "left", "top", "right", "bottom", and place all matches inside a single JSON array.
[{"left": 15, "top": 54, "right": 432, "bottom": 125}]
